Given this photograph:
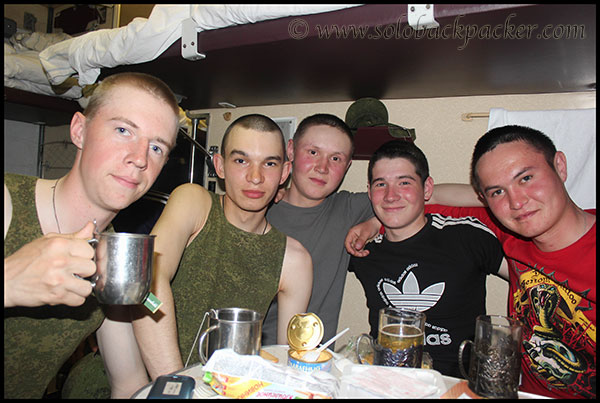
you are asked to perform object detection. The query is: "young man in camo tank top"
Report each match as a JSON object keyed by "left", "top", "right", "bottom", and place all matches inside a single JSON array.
[
  {"left": 128, "top": 114, "right": 313, "bottom": 387},
  {"left": 4, "top": 72, "right": 180, "bottom": 398}
]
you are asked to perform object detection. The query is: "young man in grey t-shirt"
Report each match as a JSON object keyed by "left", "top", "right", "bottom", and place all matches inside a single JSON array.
[{"left": 263, "top": 114, "right": 376, "bottom": 345}]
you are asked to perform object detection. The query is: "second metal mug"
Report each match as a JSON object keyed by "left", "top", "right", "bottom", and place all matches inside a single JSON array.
[
  {"left": 458, "top": 315, "right": 523, "bottom": 399},
  {"left": 198, "top": 307, "right": 263, "bottom": 364}
]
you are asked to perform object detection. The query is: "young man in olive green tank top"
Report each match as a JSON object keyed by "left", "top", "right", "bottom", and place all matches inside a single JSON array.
[
  {"left": 4, "top": 72, "right": 180, "bottom": 398},
  {"left": 129, "top": 114, "right": 313, "bottom": 384}
]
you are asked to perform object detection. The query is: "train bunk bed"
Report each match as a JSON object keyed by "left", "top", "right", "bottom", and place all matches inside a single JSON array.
[
  {"left": 5, "top": 4, "right": 358, "bottom": 124},
  {"left": 6, "top": 4, "right": 594, "bottom": 116}
]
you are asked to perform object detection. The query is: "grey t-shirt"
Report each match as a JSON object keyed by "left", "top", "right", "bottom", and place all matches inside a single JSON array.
[{"left": 263, "top": 191, "right": 373, "bottom": 345}]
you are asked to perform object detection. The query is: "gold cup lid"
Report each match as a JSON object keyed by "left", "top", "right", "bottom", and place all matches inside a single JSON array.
[{"left": 287, "top": 312, "right": 324, "bottom": 351}]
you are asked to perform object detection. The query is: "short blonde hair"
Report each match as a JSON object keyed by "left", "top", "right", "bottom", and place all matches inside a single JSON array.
[{"left": 84, "top": 72, "right": 180, "bottom": 124}]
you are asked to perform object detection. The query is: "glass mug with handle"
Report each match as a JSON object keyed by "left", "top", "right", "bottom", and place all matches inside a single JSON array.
[{"left": 357, "top": 307, "right": 426, "bottom": 368}]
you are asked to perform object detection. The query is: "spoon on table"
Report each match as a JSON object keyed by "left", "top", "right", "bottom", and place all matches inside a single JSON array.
[{"left": 301, "top": 327, "right": 350, "bottom": 362}]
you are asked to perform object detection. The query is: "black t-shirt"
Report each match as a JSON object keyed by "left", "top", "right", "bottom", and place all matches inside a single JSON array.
[{"left": 349, "top": 213, "right": 504, "bottom": 378}]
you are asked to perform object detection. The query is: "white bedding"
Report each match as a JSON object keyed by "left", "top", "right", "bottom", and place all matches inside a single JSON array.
[
  {"left": 39, "top": 4, "right": 361, "bottom": 87},
  {"left": 5, "top": 32, "right": 83, "bottom": 99}
]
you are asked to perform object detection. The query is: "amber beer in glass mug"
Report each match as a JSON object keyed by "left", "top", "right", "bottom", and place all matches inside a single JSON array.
[
  {"left": 377, "top": 308, "right": 425, "bottom": 367},
  {"left": 357, "top": 307, "right": 426, "bottom": 367}
]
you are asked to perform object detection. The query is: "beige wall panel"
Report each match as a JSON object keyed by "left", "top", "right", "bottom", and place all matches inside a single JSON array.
[
  {"left": 118, "top": 4, "right": 155, "bottom": 27},
  {"left": 4, "top": 4, "right": 49, "bottom": 32}
]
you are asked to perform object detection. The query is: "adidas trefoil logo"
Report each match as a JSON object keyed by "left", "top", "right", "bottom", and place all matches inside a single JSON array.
[{"left": 378, "top": 271, "right": 445, "bottom": 312}]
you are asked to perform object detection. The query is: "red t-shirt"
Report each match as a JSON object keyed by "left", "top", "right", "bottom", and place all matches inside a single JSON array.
[{"left": 424, "top": 205, "right": 596, "bottom": 399}]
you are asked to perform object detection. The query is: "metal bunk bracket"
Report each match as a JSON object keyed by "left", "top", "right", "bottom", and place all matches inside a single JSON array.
[
  {"left": 181, "top": 18, "right": 206, "bottom": 61},
  {"left": 407, "top": 4, "right": 439, "bottom": 30},
  {"left": 182, "top": 110, "right": 215, "bottom": 181}
]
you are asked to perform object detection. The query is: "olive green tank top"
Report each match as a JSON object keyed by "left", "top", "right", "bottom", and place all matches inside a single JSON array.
[
  {"left": 4, "top": 173, "right": 105, "bottom": 398},
  {"left": 171, "top": 191, "right": 286, "bottom": 364}
]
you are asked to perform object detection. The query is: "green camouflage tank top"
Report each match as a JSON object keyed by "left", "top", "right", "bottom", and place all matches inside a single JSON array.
[
  {"left": 4, "top": 173, "right": 105, "bottom": 398},
  {"left": 171, "top": 191, "right": 286, "bottom": 364}
]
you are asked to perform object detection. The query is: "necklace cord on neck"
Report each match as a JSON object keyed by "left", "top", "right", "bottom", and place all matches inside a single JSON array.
[{"left": 52, "top": 178, "right": 62, "bottom": 234}]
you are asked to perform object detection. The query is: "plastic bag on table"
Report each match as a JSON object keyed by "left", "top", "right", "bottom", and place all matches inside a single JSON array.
[{"left": 202, "top": 348, "right": 338, "bottom": 399}]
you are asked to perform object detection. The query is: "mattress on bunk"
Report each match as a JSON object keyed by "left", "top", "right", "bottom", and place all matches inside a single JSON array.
[
  {"left": 39, "top": 4, "right": 360, "bottom": 87},
  {"left": 5, "top": 32, "right": 82, "bottom": 99}
]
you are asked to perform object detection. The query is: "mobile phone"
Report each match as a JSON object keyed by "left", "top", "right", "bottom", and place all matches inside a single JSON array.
[{"left": 147, "top": 374, "right": 195, "bottom": 399}]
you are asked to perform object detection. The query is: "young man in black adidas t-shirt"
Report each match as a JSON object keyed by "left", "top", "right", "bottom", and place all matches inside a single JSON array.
[{"left": 348, "top": 140, "right": 508, "bottom": 378}]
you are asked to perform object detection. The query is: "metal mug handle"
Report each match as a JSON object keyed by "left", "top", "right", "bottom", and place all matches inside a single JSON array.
[
  {"left": 458, "top": 339, "right": 474, "bottom": 381},
  {"left": 198, "top": 324, "right": 219, "bottom": 365},
  {"left": 356, "top": 333, "right": 375, "bottom": 365},
  {"left": 87, "top": 237, "right": 100, "bottom": 287},
  {"left": 72, "top": 237, "right": 99, "bottom": 287}
]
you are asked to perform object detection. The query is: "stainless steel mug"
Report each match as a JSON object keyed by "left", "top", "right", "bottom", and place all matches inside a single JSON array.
[
  {"left": 87, "top": 232, "right": 155, "bottom": 305},
  {"left": 198, "top": 308, "right": 263, "bottom": 364},
  {"left": 458, "top": 315, "right": 523, "bottom": 399},
  {"left": 357, "top": 307, "right": 426, "bottom": 368}
]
